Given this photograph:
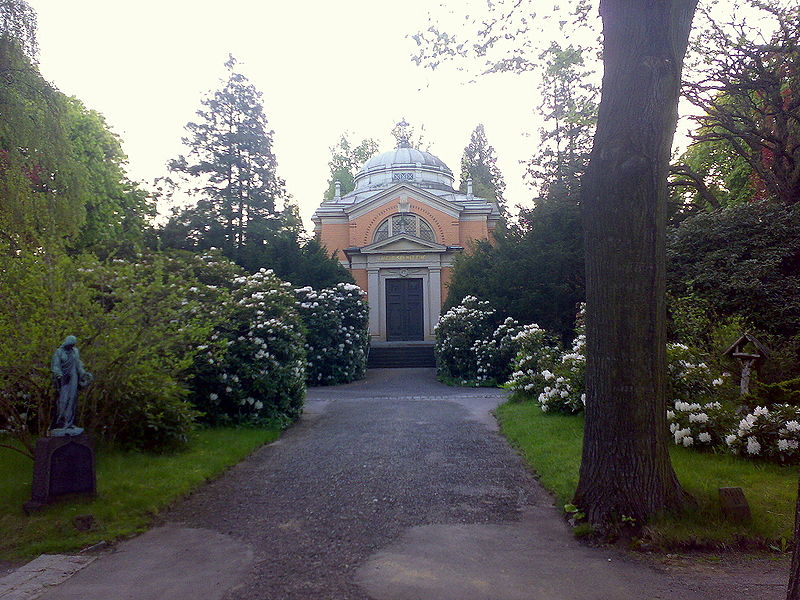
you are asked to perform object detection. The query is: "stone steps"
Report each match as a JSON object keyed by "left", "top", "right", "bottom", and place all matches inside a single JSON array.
[{"left": 367, "top": 345, "right": 436, "bottom": 369}]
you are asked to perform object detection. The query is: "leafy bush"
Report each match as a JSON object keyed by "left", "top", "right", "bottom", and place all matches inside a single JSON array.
[
  {"left": 724, "top": 404, "right": 800, "bottom": 464},
  {"left": 751, "top": 378, "right": 800, "bottom": 408},
  {"left": 667, "top": 201, "right": 800, "bottom": 340},
  {"left": 0, "top": 250, "right": 216, "bottom": 453},
  {"left": 443, "top": 194, "right": 584, "bottom": 344},
  {"left": 667, "top": 401, "right": 735, "bottom": 449},
  {"left": 295, "top": 283, "right": 369, "bottom": 385},
  {"left": 473, "top": 317, "right": 523, "bottom": 386},
  {"left": 505, "top": 324, "right": 561, "bottom": 399},
  {"left": 190, "top": 268, "right": 306, "bottom": 425},
  {"left": 435, "top": 295, "right": 500, "bottom": 383},
  {"left": 667, "top": 342, "right": 737, "bottom": 405}
]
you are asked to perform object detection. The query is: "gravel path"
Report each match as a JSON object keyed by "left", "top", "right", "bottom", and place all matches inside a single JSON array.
[
  {"left": 166, "top": 369, "right": 538, "bottom": 599},
  {"left": 36, "top": 367, "right": 789, "bottom": 599}
]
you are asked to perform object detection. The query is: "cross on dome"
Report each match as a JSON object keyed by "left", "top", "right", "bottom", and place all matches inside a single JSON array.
[{"left": 394, "top": 118, "right": 411, "bottom": 149}]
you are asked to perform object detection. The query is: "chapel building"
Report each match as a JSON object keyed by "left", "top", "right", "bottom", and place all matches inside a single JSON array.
[{"left": 312, "top": 137, "right": 501, "bottom": 343}]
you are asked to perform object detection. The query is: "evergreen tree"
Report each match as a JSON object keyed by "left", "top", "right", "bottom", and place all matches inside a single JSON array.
[
  {"left": 458, "top": 124, "right": 507, "bottom": 211},
  {"left": 525, "top": 42, "right": 598, "bottom": 199},
  {"left": 166, "top": 55, "right": 285, "bottom": 258},
  {"left": 322, "top": 133, "right": 379, "bottom": 200}
]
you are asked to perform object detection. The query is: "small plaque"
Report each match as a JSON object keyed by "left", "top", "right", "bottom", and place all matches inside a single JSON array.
[
  {"left": 392, "top": 172, "right": 414, "bottom": 182},
  {"left": 719, "top": 486, "right": 751, "bottom": 522}
]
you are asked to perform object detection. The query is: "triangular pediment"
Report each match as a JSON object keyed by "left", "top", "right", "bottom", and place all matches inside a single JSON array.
[
  {"left": 359, "top": 233, "right": 448, "bottom": 254},
  {"left": 345, "top": 184, "right": 462, "bottom": 220}
]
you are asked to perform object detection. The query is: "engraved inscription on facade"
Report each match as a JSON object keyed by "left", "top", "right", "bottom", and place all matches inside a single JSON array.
[{"left": 377, "top": 254, "right": 427, "bottom": 262}]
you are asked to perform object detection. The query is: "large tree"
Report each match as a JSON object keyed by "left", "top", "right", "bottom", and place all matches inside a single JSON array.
[
  {"left": 0, "top": 33, "right": 83, "bottom": 251},
  {"left": 165, "top": 55, "right": 285, "bottom": 258},
  {"left": 322, "top": 133, "right": 379, "bottom": 200},
  {"left": 574, "top": 1, "right": 698, "bottom": 529},
  {"left": 65, "top": 96, "right": 152, "bottom": 254},
  {"left": 458, "top": 124, "right": 507, "bottom": 211},
  {"left": 526, "top": 42, "right": 598, "bottom": 199},
  {"left": 675, "top": 1, "right": 800, "bottom": 207},
  {"left": 0, "top": 3, "right": 150, "bottom": 255}
]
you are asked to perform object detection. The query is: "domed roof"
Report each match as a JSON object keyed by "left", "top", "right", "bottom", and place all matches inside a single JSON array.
[{"left": 353, "top": 141, "right": 455, "bottom": 193}]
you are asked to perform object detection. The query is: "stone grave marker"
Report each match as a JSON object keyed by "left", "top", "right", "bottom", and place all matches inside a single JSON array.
[{"left": 719, "top": 486, "right": 751, "bottom": 522}]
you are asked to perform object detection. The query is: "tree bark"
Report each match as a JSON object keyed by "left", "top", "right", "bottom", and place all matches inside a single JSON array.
[
  {"left": 789, "top": 476, "right": 800, "bottom": 599},
  {"left": 574, "top": 0, "right": 697, "bottom": 529}
]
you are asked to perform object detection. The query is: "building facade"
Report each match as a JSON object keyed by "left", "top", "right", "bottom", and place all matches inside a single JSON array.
[{"left": 312, "top": 140, "right": 501, "bottom": 342}]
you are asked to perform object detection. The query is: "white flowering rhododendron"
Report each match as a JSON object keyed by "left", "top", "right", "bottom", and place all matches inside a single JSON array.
[
  {"left": 667, "top": 400, "right": 733, "bottom": 449},
  {"left": 295, "top": 283, "right": 369, "bottom": 385},
  {"left": 472, "top": 317, "right": 525, "bottom": 385},
  {"left": 504, "top": 324, "right": 561, "bottom": 399},
  {"left": 666, "top": 343, "right": 735, "bottom": 404},
  {"left": 191, "top": 267, "right": 306, "bottom": 425},
  {"left": 724, "top": 404, "right": 800, "bottom": 463},
  {"left": 505, "top": 304, "right": 586, "bottom": 414},
  {"left": 435, "top": 296, "right": 502, "bottom": 383}
]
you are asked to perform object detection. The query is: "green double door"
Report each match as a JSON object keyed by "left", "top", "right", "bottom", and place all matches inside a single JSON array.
[{"left": 386, "top": 278, "right": 424, "bottom": 341}]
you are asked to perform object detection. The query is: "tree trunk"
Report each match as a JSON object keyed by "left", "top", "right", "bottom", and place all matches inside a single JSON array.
[
  {"left": 788, "top": 477, "right": 800, "bottom": 600},
  {"left": 574, "top": 0, "right": 698, "bottom": 529}
]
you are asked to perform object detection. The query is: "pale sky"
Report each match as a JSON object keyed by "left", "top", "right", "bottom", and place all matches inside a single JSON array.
[{"left": 26, "top": 0, "right": 549, "bottom": 229}]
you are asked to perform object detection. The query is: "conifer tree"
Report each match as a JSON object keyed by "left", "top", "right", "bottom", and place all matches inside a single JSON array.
[
  {"left": 526, "top": 43, "right": 598, "bottom": 199},
  {"left": 167, "top": 55, "right": 285, "bottom": 257},
  {"left": 458, "top": 124, "right": 506, "bottom": 211}
]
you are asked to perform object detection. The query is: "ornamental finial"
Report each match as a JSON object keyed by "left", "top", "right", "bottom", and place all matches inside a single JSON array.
[{"left": 394, "top": 118, "right": 411, "bottom": 148}]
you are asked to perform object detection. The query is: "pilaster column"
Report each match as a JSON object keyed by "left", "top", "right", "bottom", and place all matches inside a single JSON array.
[
  {"left": 428, "top": 266, "right": 442, "bottom": 337},
  {"left": 367, "top": 268, "right": 381, "bottom": 339}
]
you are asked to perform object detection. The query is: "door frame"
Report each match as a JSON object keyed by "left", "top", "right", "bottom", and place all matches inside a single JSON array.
[{"left": 385, "top": 277, "right": 424, "bottom": 341}]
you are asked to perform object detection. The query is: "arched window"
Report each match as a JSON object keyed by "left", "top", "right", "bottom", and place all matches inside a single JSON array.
[{"left": 373, "top": 214, "right": 436, "bottom": 243}]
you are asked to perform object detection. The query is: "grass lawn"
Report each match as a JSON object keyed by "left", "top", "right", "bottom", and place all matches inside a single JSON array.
[
  {"left": 497, "top": 400, "right": 798, "bottom": 549},
  {"left": 0, "top": 427, "right": 280, "bottom": 560}
]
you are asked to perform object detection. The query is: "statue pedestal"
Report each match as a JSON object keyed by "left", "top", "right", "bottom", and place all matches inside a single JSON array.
[{"left": 24, "top": 434, "right": 96, "bottom": 514}]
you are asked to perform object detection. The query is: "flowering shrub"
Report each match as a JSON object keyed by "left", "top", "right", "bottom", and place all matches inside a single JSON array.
[
  {"left": 505, "top": 306, "right": 585, "bottom": 414},
  {"left": 473, "top": 317, "right": 524, "bottom": 385},
  {"left": 0, "top": 251, "right": 215, "bottom": 453},
  {"left": 667, "top": 343, "right": 735, "bottom": 404},
  {"left": 724, "top": 404, "right": 800, "bottom": 463},
  {"left": 296, "top": 283, "right": 369, "bottom": 385},
  {"left": 191, "top": 268, "right": 306, "bottom": 425},
  {"left": 505, "top": 324, "right": 561, "bottom": 399},
  {"left": 667, "top": 401, "right": 735, "bottom": 449},
  {"left": 537, "top": 331, "right": 587, "bottom": 414},
  {"left": 435, "top": 296, "right": 499, "bottom": 383}
]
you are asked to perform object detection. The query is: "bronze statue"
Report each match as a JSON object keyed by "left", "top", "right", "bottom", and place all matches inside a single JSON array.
[{"left": 50, "top": 335, "right": 92, "bottom": 436}]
